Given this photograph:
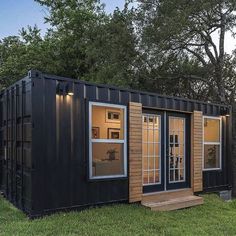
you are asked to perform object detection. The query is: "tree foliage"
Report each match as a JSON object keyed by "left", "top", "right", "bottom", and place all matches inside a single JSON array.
[{"left": 135, "top": 0, "right": 236, "bottom": 102}]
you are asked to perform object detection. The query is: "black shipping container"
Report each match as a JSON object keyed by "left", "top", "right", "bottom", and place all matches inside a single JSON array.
[{"left": 0, "top": 70, "right": 232, "bottom": 217}]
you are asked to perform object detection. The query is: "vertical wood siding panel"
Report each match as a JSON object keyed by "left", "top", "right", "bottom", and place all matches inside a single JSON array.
[
  {"left": 129, "top": 102, "right": 142, "bottom": 202},
  {"left": 191, "top": 111, "right": 203, "bottom": 192}
]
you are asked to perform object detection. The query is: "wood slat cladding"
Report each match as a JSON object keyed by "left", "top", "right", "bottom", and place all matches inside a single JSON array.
[
  {"left": 129, "top": 102, "right": 142, "bottom": 203},
  {"left": 191, "top": 111, "right": 203, "bottom": 192}
]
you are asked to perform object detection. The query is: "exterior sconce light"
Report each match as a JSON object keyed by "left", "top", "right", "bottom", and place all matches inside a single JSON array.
[
  {"left": 56, "top": 82, "right": 64, "bottom": 95},
  {"left": 56, "top": 82, "right": 74, "bottom": 96},
  {"left": 220, "top": 107, "right": 230, "bottom": 116},
  {"left": 66, "top": 83, "right": 74, "bottom": 96}
]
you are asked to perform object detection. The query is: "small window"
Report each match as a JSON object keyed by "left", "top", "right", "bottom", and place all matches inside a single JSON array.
[
  {"left": 89, "top": 102, "right": 127, "bottom": 179},
  {"left": 203, "top": 117, "right": 222, "bottom": 170}
]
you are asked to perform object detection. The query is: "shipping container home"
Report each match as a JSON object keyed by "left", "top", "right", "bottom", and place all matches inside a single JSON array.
[{"left": 0, "top": 70, "right": 232, "bottom": 217}]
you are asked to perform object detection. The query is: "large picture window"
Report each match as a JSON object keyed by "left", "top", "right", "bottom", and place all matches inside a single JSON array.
[
  {"left": 203, "top": 116, "right": 222, "bottom": 170},
  {"left": 89, "top": 102, "right": 127, "bottom": 179}
]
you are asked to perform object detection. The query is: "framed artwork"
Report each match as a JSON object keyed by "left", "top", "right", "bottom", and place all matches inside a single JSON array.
[
  {"left": 108, "top": 128, "right": 120, "bottom": 139},
  {"left": 92, "top": 127, "right": 100, "bottom": 139},
  {"left": 106, "top": 109, "right": 121, "bottom": 123}
]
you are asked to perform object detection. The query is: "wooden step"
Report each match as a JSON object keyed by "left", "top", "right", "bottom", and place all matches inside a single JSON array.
[
  {"left": 142, "top": 188, "right": 193, "bottom": 203},
  {"left": 142, "top": 195, "right": 203, "bottom": 211}
]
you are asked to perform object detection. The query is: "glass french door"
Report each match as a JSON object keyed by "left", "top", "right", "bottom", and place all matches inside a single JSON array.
[
  {"left": 142, "top": 111, "right": 190, "bottom": 193},
  {"left": 142, "top": 111, "right": 164, "bottom": 193}
]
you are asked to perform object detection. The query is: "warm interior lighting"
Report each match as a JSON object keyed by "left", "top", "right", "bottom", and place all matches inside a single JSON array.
[{"left": 68, "top": 92, "right": 74, "bottom": 96}]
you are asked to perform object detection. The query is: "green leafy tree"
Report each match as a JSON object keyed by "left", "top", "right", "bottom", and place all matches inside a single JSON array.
[
  {"left": 135, "top": 0, "right": 236, "bottom": 103},
  {"left": 35, "top": 0, "right": 137, "bottom": 87}
]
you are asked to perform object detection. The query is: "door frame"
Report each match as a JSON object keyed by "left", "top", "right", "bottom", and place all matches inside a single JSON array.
[
  {"left": 165, "top": 112, "right": 191, "bottom": 190},
  {"left": 142, "top": 109, "right": 191, "bottom": 193},
  {"left": 142, "top": 109, "right": 165, "bottom": 193}
]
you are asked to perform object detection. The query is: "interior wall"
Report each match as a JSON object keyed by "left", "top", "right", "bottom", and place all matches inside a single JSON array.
[{"left": 92, "top": 106, "right": 124, "bottom": 139}]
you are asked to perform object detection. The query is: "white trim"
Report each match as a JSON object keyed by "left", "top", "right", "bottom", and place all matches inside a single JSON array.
[
  {"left": 89, "top": 102, "right": 127, "bottom": 180},
  {"left": 142, "top": 113, "right": 162, "bottom": 186},
  {"left": 202, "top": 116, "right": 222, "bottom": 171}
]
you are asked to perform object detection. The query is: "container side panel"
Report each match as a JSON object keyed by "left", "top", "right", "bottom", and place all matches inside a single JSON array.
[{"left": 0, "top": 79, "right": 32, "bottom": 214}]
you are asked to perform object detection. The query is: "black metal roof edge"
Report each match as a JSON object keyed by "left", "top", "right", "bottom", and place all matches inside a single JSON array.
[
  {"left": 0, "top": 69, "right": 230, "bottom": 108},
  {"left": 40, "top": 71, "right": 230, "bottom": 108}
]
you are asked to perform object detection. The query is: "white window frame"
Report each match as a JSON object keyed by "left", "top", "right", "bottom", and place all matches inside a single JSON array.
[
  {"left": 203, "top": 116, "right": 222, "bottom": 171},
  {"left": 89, "top": 102, "right": 127, "bottom": 179}
]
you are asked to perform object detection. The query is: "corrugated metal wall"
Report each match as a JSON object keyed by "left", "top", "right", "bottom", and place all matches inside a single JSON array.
[{"left": 0, "top": 78, "right": 32, "bottom": 213}]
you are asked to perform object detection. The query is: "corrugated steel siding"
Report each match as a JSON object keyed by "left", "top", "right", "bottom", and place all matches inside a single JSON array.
[
  {"left": 30, "top": 77, "right": 129, "bottom": 216},
  {"left": 0, "top": 78, "right": 32, "bottom": 214},
  {"left": 0, "top": 71, "right": 232, "bottom": 216}
]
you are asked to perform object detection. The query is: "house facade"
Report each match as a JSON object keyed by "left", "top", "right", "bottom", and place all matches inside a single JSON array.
[{"left": 0, "top": 70, "right": 232, "bottom": 217}]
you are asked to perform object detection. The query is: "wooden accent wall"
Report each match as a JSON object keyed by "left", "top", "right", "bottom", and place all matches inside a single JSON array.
[
  {"left": 129, "top": 102, "right": 143, "bottom": 203},
  {"left": 191, "top": 111, "right": 203, "bottom": 192}
]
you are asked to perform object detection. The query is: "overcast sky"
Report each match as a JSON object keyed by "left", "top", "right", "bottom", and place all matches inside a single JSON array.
[{"left": 0, "top": 0, "right": 235, "bottom": 53}]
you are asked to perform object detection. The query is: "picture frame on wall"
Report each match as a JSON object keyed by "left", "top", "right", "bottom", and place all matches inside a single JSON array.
[
  {"left": 108, "top": 128, "right": 120, "bottom": 139},
  {"left": 92, "top": 127, "right": 100, "bottom": 139},
  {"left": 105, "top": 109, "right": 121, "bottom": 123}
]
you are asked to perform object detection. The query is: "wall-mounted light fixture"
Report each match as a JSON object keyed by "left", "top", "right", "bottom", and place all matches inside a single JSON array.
[
  {"left": 66, "top": 83, "right": 74, "bottom": 96},
  {"left": 220, "top": 107, "right": 230, "bottom": 116},
  {"left": 56, "top": 81, "right": 74, "bottom": 96},
  {"left": 56, "top": 82, "right": 64, "bottom": 95}
]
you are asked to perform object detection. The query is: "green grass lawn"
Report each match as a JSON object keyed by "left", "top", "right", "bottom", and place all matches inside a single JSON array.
[{"left": 1, "top": 194, "right": 236, "bottom": 236}]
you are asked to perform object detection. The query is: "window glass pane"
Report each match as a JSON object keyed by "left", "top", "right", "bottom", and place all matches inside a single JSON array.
[
  {"left": 149, "top": 129, "right": 154, "bottom": 143},
  {"left": 143, "top": 129, "right": 148, "bottom": 143},
  {"left": 154, "top": 143, "right": 160, "bottom": 157},
  {"left": 143, "top": 116, "right": 148, "bottom": 128},
  {"left": 148, "top": 143, "right": 154, "bottom": 156},
  {"left": 155, "top": 155, "right": 160, "bottom": 169},
  {"left": 175, "top": 169, "right": 179, "bottom": 181},
  {"left": 204, "top": 118, "right": 220, "bottom": 142},
  {"left": 169, "top": 118, "right": 175, "bottom": 132},
  {"left": 204, "top": 145, "right": 220, "bottom": 169},
  {"left": 154, "top": 117, "right": 159, "bottom": 129},
  {"left": 180, "top": 169, "right": 184, "bottom": 180},
  {"left": 92, "top": 143, "right": 124, "bottom": 177},
  {"left": 92, "top": 105, "right": 124, "bottom": 139},
  {"left": 149, "top": 171, "right": 154, "bottom": 183},
  {"left": 148, "top": 116, "right": 154, "bottom": 129},
  {"left": 143, "top": 142, "right": 148, "bottom": 156},
  {"left": 170, "top": 170, "right": 174, "bottom": 182},
  {"left": 143, "top": 156, "right": 148, "bottom": 170},
  {"left": 149, "top": 156, "right": 154, "bottom": 170},
  {"left": 155, "top": 171, "right": 160, "bottom": 183},
  {"left": 154, "top": 129, "right": 160, "bottom": 143}
]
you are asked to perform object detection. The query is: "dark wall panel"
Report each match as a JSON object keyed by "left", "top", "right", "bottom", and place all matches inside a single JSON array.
[{"left": 0, "top": 78, "right": 33, "bottom": 214}]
